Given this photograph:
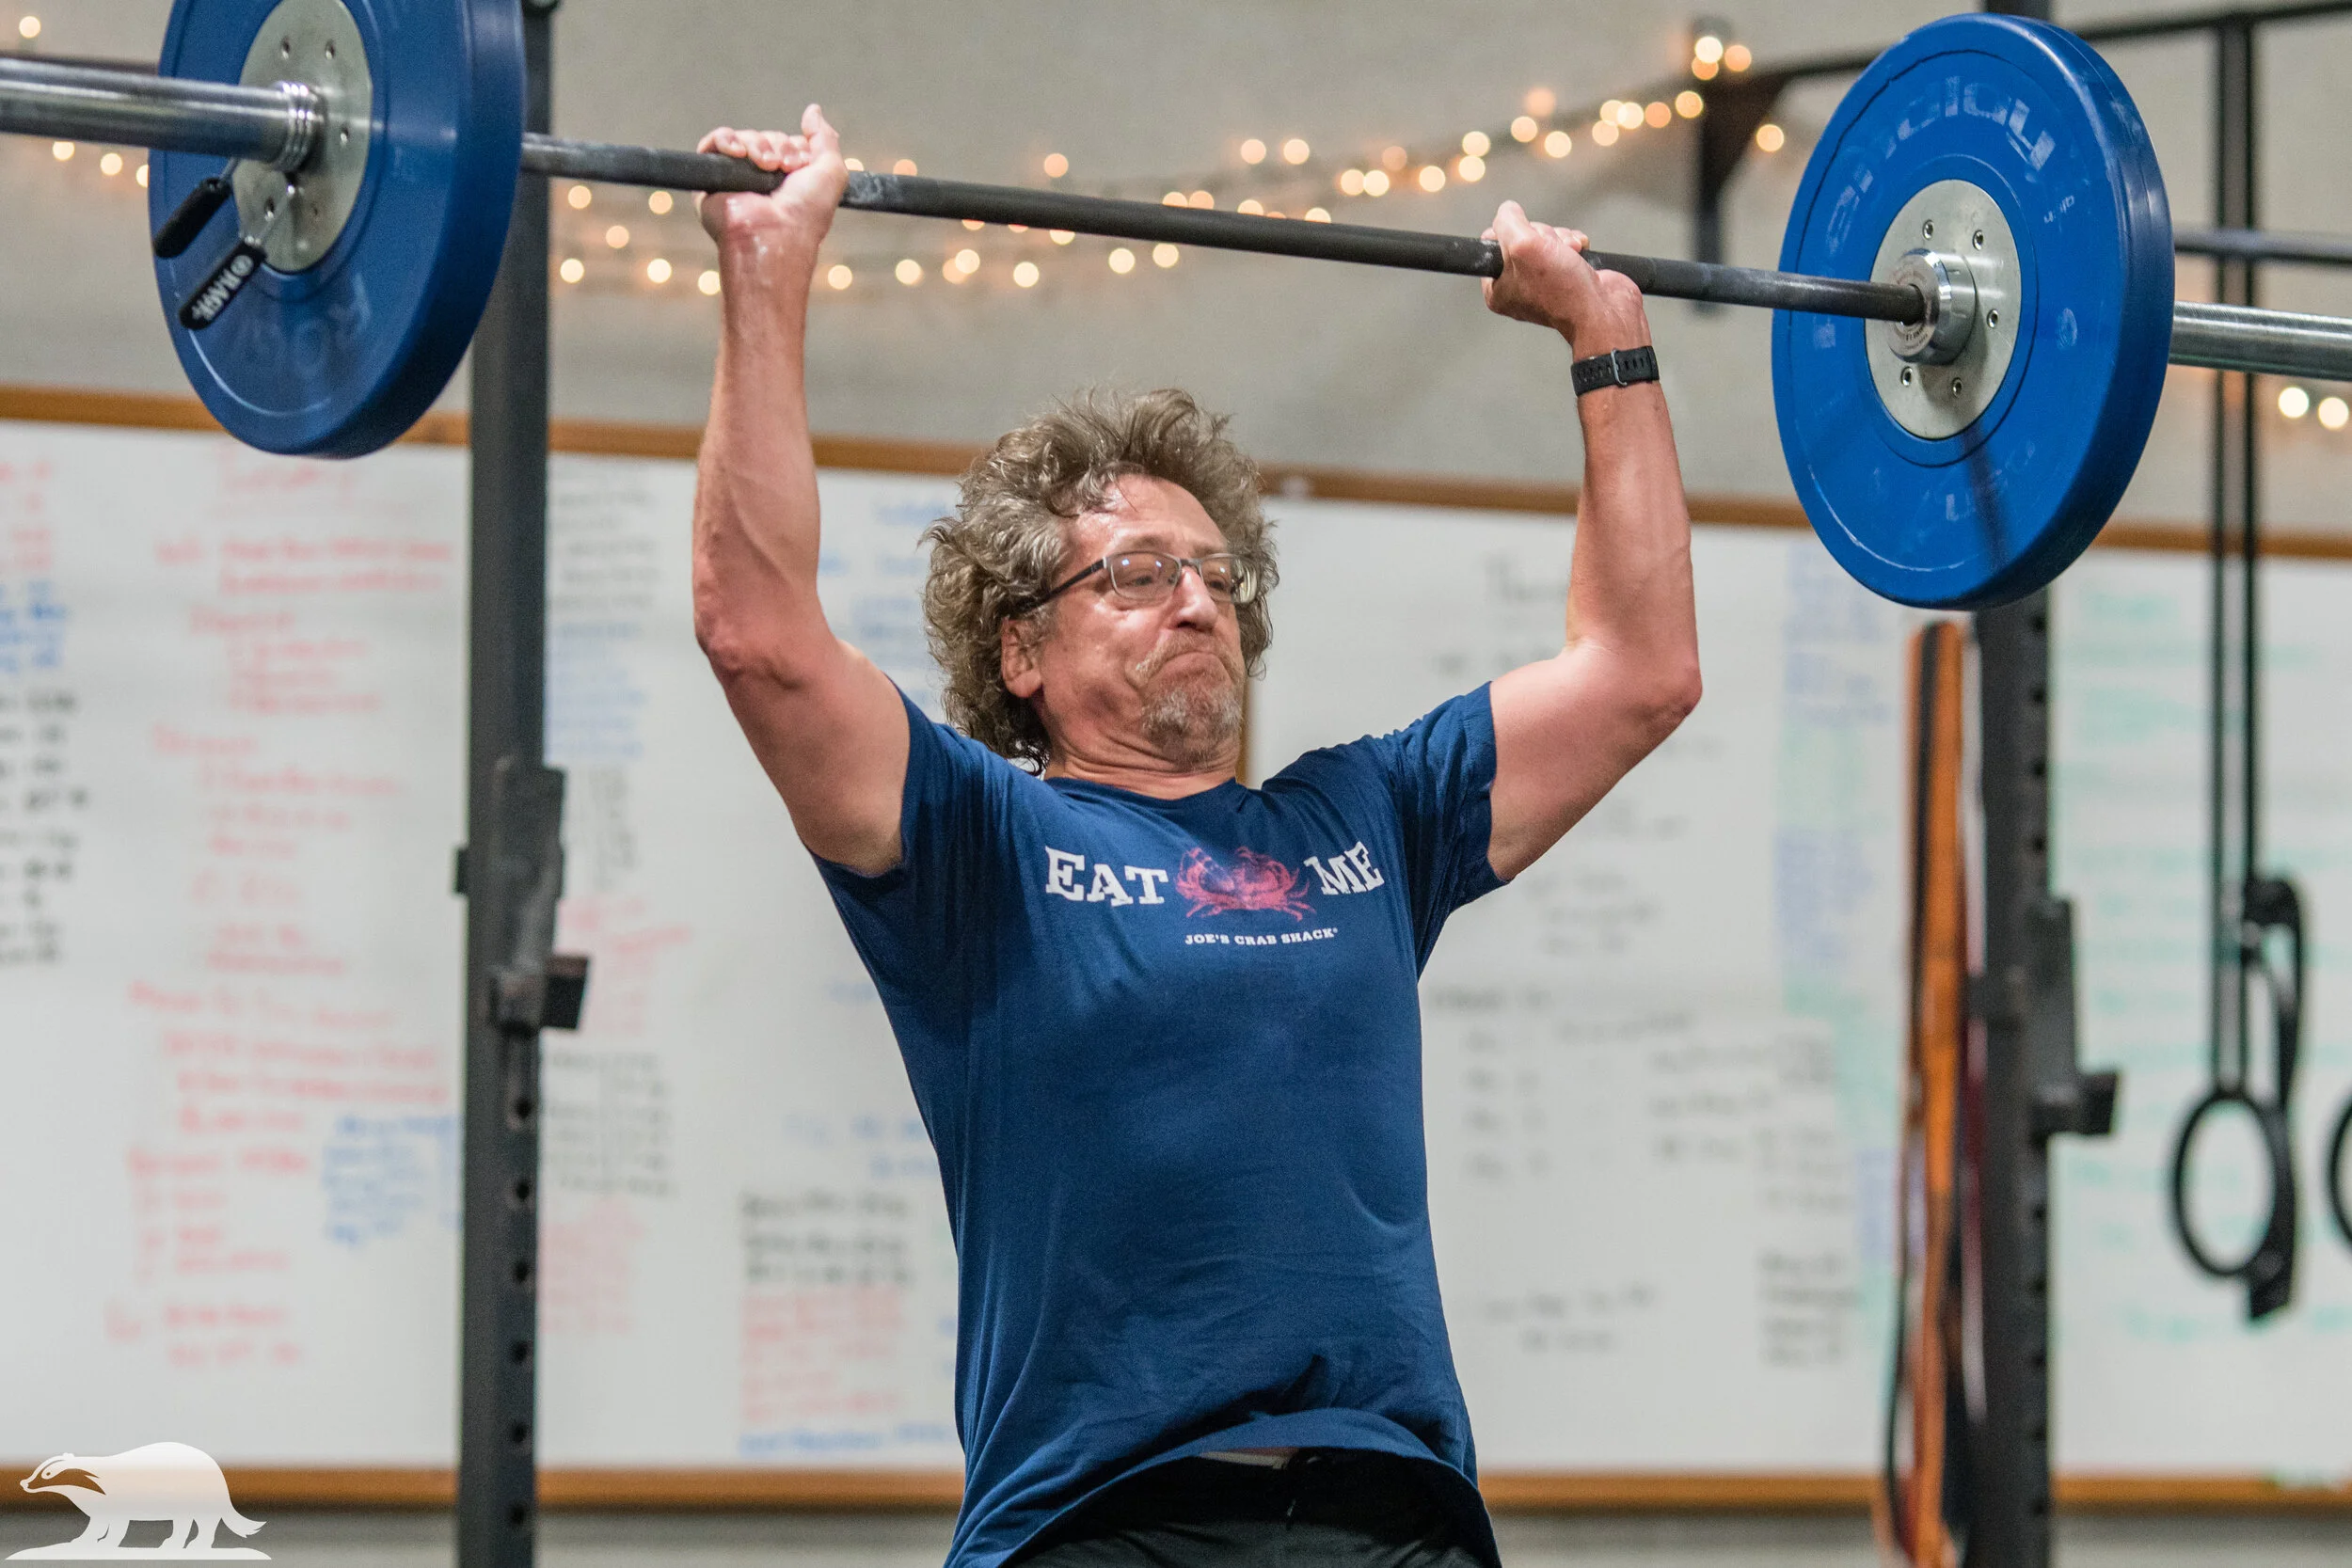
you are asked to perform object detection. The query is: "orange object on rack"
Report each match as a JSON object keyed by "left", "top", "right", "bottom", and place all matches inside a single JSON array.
[{"left": 1878, "top": 621, "right": 1976, "bottom": 1568}]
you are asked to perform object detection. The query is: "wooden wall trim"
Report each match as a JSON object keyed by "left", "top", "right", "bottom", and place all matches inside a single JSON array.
[
  {"left": 7, "top": 1465, "right": 2350, "bottom": 1514},
  {"left": 7, "top": 382, "right": 2350, "bottom": 559}
]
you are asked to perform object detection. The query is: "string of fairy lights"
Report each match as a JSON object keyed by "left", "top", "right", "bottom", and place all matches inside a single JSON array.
[
  {"left": 8, "top": 18, "right": 1795, "bottom": 307},
  {"left": 9, "top": 10, "right": 2352, "bottom": 432}
]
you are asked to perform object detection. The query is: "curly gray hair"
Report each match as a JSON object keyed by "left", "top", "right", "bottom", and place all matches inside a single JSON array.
[{"left": 921, "top": 388, "right": 1278, "bottom": 766}]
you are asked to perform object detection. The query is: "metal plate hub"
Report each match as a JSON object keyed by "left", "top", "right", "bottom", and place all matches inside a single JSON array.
[
  {"left": 233, "top": 0, "right": 370, "bottom": 272},
  {"left": 1867, "top": 180, "right": 2018, "bottom": 439}
]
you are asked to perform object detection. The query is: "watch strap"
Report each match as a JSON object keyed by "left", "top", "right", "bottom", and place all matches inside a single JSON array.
[{"left": 1571, "top": 344, "right": 1661, "bottom": 396}]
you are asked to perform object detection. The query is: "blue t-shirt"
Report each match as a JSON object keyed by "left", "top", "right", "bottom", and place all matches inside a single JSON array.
[{"left": 818, "top": 686, "right": 1509, "bottom": 1568}]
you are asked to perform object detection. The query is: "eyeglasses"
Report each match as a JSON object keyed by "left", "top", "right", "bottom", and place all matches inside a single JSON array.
[{"left": 1037, "top": 550, "right": 1262, "bottom": 608}]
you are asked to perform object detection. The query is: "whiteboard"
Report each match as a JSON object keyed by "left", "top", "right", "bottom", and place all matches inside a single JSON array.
[
  {"left": 2, "top": 419, "right": 2349, "bottom": 1483},
  {"left": 1250, "top": 507, "right": 1918, "bottom": 1468}
]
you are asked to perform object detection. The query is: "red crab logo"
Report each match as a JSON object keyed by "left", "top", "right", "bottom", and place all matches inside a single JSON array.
[{"left": 1174, "top": 847, "right": 1315, "bottom": 920}]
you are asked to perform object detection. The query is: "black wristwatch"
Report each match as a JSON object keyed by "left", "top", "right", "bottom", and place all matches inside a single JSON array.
[{"left": 1571, "top": 345, "right": 1660, "bottom": 397}]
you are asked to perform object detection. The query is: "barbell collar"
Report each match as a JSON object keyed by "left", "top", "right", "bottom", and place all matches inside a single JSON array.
[
  {"left": 2169, "top": 301, "right": 2352, "bottom": 381},
  {"left": 0, "top": 56, "right": 312, "bottom": 169}
]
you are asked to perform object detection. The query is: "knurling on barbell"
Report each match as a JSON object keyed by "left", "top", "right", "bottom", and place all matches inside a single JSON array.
[{"left": 2, "top": 6, "right": 2350, "bottom": 606}]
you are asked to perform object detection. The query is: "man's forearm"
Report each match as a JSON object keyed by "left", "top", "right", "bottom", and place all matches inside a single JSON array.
[
  {"left": 693, "top": 232, "right": 830, "bottom": 669},
  {"left": 1564, "top": 368, "right": 1696, "bottom": 681}
]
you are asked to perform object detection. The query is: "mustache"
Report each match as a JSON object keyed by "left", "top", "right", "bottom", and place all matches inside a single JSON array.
[{"left": 1134, "top": 636, "right": 1243, "bottom": 682}]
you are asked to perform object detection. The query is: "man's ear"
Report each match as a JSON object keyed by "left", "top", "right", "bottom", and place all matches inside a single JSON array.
[{"left": 1001, "top": 616, "right": 1043, "bottom": 700}]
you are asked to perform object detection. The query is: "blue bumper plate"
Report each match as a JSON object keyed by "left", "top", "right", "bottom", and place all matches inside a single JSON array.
[
  {"left": 151, "top": 0, "right": 523, "bottom": 457},
  {"left": 1772, "top": 13, "right": 2173, "bottom": 610}
]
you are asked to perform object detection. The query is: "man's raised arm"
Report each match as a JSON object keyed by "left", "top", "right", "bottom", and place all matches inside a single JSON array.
[
  {"left": 1482, "top": 201, "right": 1704, "bottom": 882},
  {"left": 691, "top": 108, "right": 909, "bottom": 876}
]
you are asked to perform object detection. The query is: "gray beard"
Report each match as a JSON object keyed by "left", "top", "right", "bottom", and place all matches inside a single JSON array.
[{"left": 1139, "top": 672, "right": 1243, "bottom": 769}]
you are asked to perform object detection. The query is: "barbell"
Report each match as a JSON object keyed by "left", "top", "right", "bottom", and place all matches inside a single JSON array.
[{"left": 1, "top": 1, "right": 2348, "bottom": 609}]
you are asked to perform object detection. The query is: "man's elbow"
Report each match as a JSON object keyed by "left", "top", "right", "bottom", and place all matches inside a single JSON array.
[
  {"left": 1631, "top": 657, "right": 1702, "bottom": 747},
  {"left": 695, "top": 610, "right": 815, "bottom": 696}
]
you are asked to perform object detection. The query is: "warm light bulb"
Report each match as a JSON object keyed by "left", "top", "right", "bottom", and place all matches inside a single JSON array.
[
  {"left": 135, "top": 163, "right": 148, "bottom": 187},
  {"left": 1591, "top": 121, "right": 1619, "bottom": 147},
  {"left": 698, "top": 269, "right": 721, "bottom": 295},
  {"left": 1362, "top": 168, "right": 1391, "bottom": 197},
  {"left": 1164, "top": 191, "right": 1187, "bottom": 206},
  {"left": 1281, "top": 137, "right": 1311, "bottom": 165},
  {"left": 1013, "top": 260, "right": 1041, "bottom": 287},
  {"left": 1050, "top": 229, "right": 1074, "bottom": 245},
  {"left": 2321, "top": 396, "right": 2350, "bottom": 430},
  {"left": 1152, "top": 243, "right": 1179, "bottom": 268},
  {"left": 605, "top": 224, "right": 629, "bottom": 248},
  {"left": 99, "top": 151, "right": 122, "bottom": 176},
  {"left": 1645, "top": 101, "right": 1671, "bottom": 128},
  {"left": 1615, "top": 102, "right": 1645, "bottom": 129},
  {"left": 1337, "top": 170, "right": 1363, "bottom": 196},
  {"left": 1461, "top": 130, "right": 1491, "bottom": 157},
  {"left": 1694, "top": 34, "right": 1724, "bottom": 63},
  {"left": 1189, "top": 189, "right": 1214, "bottom": 209},
  {"left": 1755, "top": 122, "right": 1786, "bottom": 152},
  {"left": 1417, "top": 165, "right": 1445, "bottom": 193},
  {"left": 567, "top": 183, "right": 592, "bottom": 209},
  {"left": 1108, "top": 247, "right": 1136, "bottom": 274},
  {"left": 827, "top": 263, "right": 852, "bottom": 290},
  {"left": 646, "top": 257, "right": 672, "bottom": 283},
  {"left": 1676, "top": 90, "right": 1705, "bottom": 119},
  {"left": 1304, "top": 207, "right": 1330, "bottom": 222},
  {"left": 1724, "top": 42, "right": 1752, "bottom": 71},
  {"left": 1238, "top": 198, "right": 1265, "bottom": 214},
  {"left": 1239, "top": 138, "right": 1266, "bottom": 165},
  {"left": 1692, "top": 57, "right": 1720, "bottom": 80},
  {"left": 17, "top": 14, "right": 38, "bottom": 38},
  {"left": 1524, "top": 87, "right": 1556, "bottom": 117},
  {"left": 2280, "top": 386, "right": 2312, "bottom": 419},
  {"left": 1381, "top": 145, "right": 1408, "bottom": 171},
  {"left": 895, "top": 258, "right": 923, "bottom": 285},
  {"left": 647, "top": 190, "right": 673, "bottom": 214},
  {"left": 954, "top": 247, "right": 979, "bottom": 272},
  {"left": 50, "top": 140, "right": 72, "bottom": 161},
  {"left": 1542, "top": 130, "right": 1571, "bottom": 158},
  {"left": 1600, "top": 100, "right": 1622, "bottom": 121},
  {"left": 1511, "top": 116, "right": 1539, "bottom": 143},
  {"left": 1457, "top": 154, "right": 1486, "bottom": 182},
  {"left": 558, "top": 257, "right": 585, "bottom": 284},
  {"left": 844, "top": 157, "right": 864, "bottom": 171},
  {"left": 963, "top": 217, "right": 985, "bottom": 230},
  {"left": 892, "top": 158, "right": 917, "bottom": 175},
  {"left": 1042, "top": 151, "right": 1069, "bottom": 178}
]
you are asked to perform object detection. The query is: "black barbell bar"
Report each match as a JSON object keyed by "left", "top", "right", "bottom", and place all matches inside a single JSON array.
[
  {"left": 520, "top": 135, "right": 1930, "bottom": 323},
  {"left": 11, "top": 56, "right": 2352, "bottom": 379}
]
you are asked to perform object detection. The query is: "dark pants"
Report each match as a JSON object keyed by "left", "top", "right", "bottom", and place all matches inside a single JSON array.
[{"left": 1014, "top": 1450, "right": 1487, "bottom": 1567}]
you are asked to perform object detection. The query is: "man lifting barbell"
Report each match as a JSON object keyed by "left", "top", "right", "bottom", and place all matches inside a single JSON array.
[{"left": 690, "top": 107, "right": 1698, "bottom": 1568}]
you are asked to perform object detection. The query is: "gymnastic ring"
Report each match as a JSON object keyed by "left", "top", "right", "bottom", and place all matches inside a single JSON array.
[
  {"left": 2167, "top": 1084, "right": 2296, "bottom": 1318},
  {"left": 2324, "top": 1092, "right": 2352, "bottom": 1251}
]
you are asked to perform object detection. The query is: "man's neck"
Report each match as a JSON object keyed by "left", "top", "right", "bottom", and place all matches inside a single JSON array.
[{"left": 1041, "top": 748, "right": 1237, "bottom": 800}]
